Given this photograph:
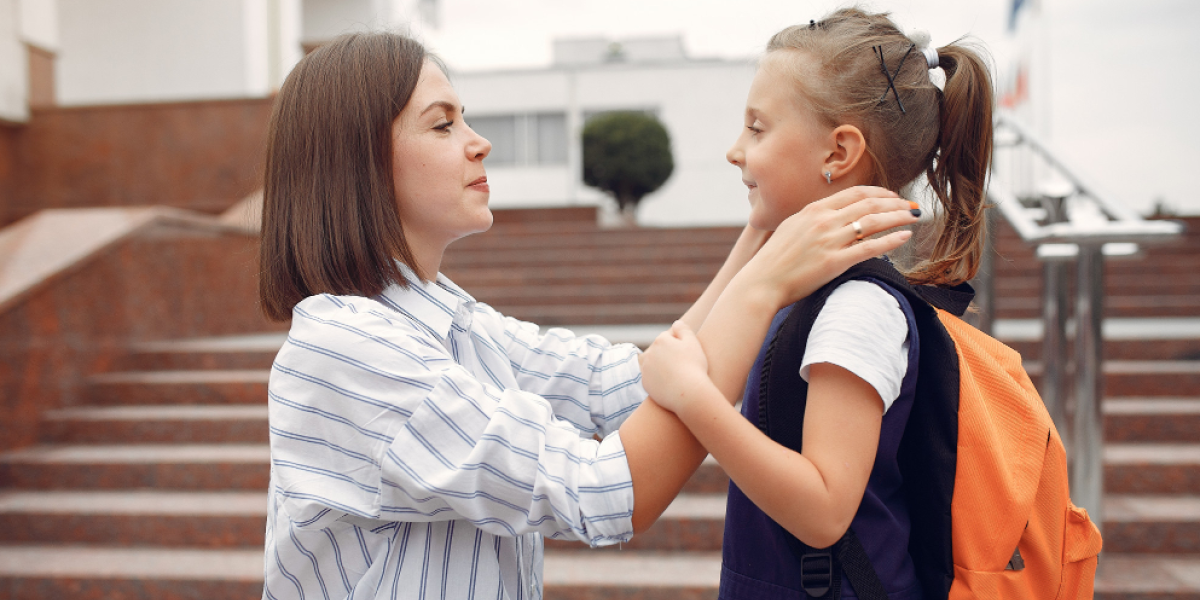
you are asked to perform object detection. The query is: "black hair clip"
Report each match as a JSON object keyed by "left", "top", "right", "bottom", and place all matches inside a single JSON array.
[
  {"left": 809, "top": 19, "right": 816, "bottom": 29},
  {"left": 873, "top": 43, "right": 916, "bottom": 113}
]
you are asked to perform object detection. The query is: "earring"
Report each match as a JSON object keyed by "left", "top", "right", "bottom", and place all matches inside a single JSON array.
[{"left": 824, "top": 171, "right": 832, "bottom": 185}]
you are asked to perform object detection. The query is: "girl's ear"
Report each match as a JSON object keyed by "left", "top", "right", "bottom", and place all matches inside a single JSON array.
[{"left": 824, "top": 124, "right": 868, "bottom": 184}]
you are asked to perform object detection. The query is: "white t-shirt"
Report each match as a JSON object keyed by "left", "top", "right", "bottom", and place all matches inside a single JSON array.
[{"left": 798, "top": 280, "right": 910, "bottom": 413}]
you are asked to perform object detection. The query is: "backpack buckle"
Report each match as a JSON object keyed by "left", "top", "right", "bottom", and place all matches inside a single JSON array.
[{"left": 800, "top": 551, "right": 833, "bottom": 597}]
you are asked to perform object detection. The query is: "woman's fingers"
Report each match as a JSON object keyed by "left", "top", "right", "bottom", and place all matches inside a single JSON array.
[
  {"left": 843, "top": 210, "right": 919, "bottom": 243},
  {"left": 836, "top": 195, "right": 918, "bottom": 224},
  {"left": 842, "top": 230, "right": 913, "bottom": 264}
]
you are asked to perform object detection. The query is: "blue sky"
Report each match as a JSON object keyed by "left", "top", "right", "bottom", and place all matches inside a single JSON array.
[{"left": 428, "top": 0, "right": 1200, "bottom": 216}]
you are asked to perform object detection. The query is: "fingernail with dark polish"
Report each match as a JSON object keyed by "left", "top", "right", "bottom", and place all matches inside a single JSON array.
[{"left": 910, "top": 209, "right": 922, "bottom": 218}]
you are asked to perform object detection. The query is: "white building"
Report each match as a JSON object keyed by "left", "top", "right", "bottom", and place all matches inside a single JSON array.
[
  {"left": 453, "top": 38, "right": 756, "bottom": 226},
  {"left": 1, "top": 0, "right": 439, "bottom": 112}
]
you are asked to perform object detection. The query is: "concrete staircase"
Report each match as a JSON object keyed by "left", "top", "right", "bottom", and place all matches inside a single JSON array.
[{"left": 0, "top": 210, "right": 1197, "bottom": 598}]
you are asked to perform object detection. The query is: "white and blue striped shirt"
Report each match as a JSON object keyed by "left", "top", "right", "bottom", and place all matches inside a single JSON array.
[{"left": 263, "top": 271, "right": 646, "bottom": 600}]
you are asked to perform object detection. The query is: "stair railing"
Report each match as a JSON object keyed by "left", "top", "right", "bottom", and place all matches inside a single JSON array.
[{"left": 976, "top": 112, "right": 1184, "bottom": 533}]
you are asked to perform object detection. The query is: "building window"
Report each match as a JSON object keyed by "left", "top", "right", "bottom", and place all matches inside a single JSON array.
[{"left": 469, "top": 113, "right": 567, "bottom": 166}]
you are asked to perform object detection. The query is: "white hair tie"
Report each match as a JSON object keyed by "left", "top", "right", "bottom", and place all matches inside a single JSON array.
[
  {"left": 922, "top": 46, "right": 939, "bottom": 69},
  {"left": 907, "top": 30, "right": 939, "bottom": 69}
]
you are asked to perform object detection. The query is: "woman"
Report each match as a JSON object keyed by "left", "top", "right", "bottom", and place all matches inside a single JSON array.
[{"left": 259, "top": 32, "right": 916, "bottom": 599}]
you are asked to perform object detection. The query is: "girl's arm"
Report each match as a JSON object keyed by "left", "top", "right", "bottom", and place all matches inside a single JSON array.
[
  {"left": 622, "top": 187, "right": 916, "bottom": 532},
  {"left": 642, "top": 323, "right": 883, "bottom": 548}
]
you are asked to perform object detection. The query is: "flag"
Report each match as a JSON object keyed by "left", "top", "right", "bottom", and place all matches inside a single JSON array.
[{"left": 1009, "top": 0, "right": 1029, "bottom": 32}]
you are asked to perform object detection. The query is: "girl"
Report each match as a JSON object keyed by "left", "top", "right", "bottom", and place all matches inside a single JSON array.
[
  {"left": 641, "top": 8, "right": 993, "bottom": 600},
  {"left": 258, "top": 31, "right": 918, "bottom": 599}
]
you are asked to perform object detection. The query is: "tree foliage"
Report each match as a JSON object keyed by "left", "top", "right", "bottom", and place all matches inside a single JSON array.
[{"left": 582, "top": 111, "right": 674, "bottom": 220}]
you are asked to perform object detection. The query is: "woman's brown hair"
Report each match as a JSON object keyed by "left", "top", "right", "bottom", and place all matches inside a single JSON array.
[
  {"left": 767, "top": 8, "right": 994, "bottom": 287},
  {"left": 259, "top": 32, "right": 427, "bottom": 321}
]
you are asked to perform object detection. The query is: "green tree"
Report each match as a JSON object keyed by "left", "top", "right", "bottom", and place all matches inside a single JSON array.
[{"left": 582, "top": 111, "right": 674, "bottom": 225}]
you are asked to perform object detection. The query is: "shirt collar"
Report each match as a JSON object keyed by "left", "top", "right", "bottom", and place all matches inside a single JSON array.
[{"left": 377, "top": 265, "right": 475, "bottom": 342}]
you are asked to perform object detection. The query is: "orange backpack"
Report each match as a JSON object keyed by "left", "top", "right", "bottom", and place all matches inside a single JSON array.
[
  {"left": 936, "top": 306, "right": 1103, "bottom": 599},
  {"left": 761, "top": 258, "right": 1103, "bottom": 599}
]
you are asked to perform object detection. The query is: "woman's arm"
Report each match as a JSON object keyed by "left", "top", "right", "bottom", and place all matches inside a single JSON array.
[
  {"left": 677, "top": 225, "right": 771, "bottom": 332},
  {"left": 622, "top": 187, "right": 916, "bottom": 532},
  {"left": 641, "top": 324, "right": 883, "bottom": 548}
]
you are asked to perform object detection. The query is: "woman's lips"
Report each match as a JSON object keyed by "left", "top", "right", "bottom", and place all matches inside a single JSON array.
[{"left": 468, "top": 176, "right": 489, "bottom": 192}]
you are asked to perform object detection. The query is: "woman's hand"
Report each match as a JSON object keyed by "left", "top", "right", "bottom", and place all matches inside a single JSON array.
[
  {"left": 734, "top": 186, "right": 918, "bottom": 309},
  {"left": 640, "top": 321, "right": 713, "bottom": 416}
]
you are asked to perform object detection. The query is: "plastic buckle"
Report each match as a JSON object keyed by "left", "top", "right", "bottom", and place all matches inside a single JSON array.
[{"left": 800, "top": 551, "right": 834, "bottom": 598}]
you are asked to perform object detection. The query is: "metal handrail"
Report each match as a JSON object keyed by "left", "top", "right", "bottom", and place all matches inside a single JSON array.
[{"left": 980, "top": 112, "right": 1184, "bottom": 536}]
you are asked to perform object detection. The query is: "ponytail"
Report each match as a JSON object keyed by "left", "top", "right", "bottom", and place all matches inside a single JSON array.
[{"left": 907, "top": 43, "right": 994, "bottom": 287}]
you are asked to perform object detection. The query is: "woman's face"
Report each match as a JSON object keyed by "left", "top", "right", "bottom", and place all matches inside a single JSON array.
[
  {"left": 392, "top": 60, "right": 493, "bottom": 254},
  {"left": 725, "top": 53, "right": 833, "bottom": 231}
]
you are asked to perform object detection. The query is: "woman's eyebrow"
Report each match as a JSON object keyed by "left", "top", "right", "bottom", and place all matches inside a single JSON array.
[{"left": 421, "top": 100, "right": 458, "bottom": 116}]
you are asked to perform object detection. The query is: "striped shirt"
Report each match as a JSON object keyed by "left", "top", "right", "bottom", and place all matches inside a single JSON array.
[{"left": 263, "top": 271, "right": 646, "bottom": 600}]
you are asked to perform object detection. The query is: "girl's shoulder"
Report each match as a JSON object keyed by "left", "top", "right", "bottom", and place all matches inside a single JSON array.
[
  {"left": 803, "top": 279, "right": 911, "bottom": 411},
  {"left": 821, "top": 279, "right": 907, "bottom": 321}
]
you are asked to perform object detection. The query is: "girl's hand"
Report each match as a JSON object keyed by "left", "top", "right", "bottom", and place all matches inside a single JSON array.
[
  {"left": 641, "top": 321, "right": 712, "bottom": 415},
  {"left": 735, "top": 186, "right": 917, "bottom": 309}
]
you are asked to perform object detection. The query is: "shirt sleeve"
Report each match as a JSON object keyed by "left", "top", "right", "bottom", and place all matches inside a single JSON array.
[
  {"left": 476, "top": 302, "right": 646, "bottom": 438},
  {"left": 268, "top": 294, "right": 635, "bottom": 547},
  {"left": 799, "top": 280, "right": 910, "bottom": 413}
]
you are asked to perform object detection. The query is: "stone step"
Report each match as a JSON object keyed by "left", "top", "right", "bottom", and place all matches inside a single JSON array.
[
  {"left": 1007, "top": 338, "right": 1200, "bottom": 361},
  {"left": 1024, "top": 361, "right": 1200, "bottom": 398},
  {"left": 0, "top": 444, "right": 269, "bottom": 490},
  {"left": 1108, "top": 444, "right": 1200, "bottom": 495},
  {"left": 1094, "top": 554, "right": 1200, "bottom": 600},
  {"left": 0, "top": 549, "right": 1194, "bottom": 600},
  {"left": 996, "top": 296, "right": 1200, "bottom": 320},
  {"left": 1106, "top": 496, "right": 1200, "bottom": 554},
  {"left": 115, "top": 333, "right": 284, "bottom": 371},
  {"left": 1107, "top": 398, "right": 1200, "bottom": 443},
  {"left": 41, "top": 405, "right": 269, "bottom": 444},
  {"left": 86, "top": 370, "right": 269, "bottom": 405},
  {"left": 0, "top": 490, "right": 265, "bottom": 548},
  {"left": 0, "top": 545, "right": 263, "bottom": 600}
]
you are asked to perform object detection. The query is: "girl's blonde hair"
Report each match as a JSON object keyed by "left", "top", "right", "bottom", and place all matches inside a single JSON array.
[{"left": 768, "top": 8, "right": 994, "bottom": 286}]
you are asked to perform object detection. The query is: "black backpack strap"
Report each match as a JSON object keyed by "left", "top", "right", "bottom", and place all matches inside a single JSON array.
[{"left": 836, "top": 529, "right": 890, "bottom": 600}]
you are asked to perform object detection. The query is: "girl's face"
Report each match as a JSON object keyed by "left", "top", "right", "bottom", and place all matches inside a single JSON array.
[
  {"left": 726, "top": 53, "right": 834, "bottom": 231},
  {"left": 392, "top": 60, "right": 493, "bottom": 254}
]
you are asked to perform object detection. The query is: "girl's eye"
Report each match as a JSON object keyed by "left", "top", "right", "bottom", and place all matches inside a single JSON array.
[{"left": 747, "top": 125, "right": 763, "bottom": 135}]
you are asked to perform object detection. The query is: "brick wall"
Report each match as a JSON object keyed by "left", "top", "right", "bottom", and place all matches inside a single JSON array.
[
  {"left": 1, "top": 98, "right": 273, "bottom": 227},
  {"left": 0, "top": 222, "right": 282, "bottom": 451}
]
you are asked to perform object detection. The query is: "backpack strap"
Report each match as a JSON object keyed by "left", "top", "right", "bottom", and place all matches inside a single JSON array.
[{"left": 758, "top": 257, "right": 971, "bottom": 599}]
